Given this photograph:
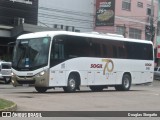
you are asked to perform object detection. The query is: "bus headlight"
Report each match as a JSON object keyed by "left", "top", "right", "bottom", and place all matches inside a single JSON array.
[
  {"left": 39, "top": 71, "right": 45, "bottom": 76},
  {"left": 36, "top": 71, "right": 46, "bottom": 77},
  {"left": 11, "top": 72, "right": 15, "bottom": 76},
  {"left": 36, "top": 69, "right": 48, "bottom": 77}
]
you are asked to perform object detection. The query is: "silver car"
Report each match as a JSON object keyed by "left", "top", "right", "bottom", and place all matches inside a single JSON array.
[
  {"left": 154, "top": 67, "right": 160, "bottom": 80},
  {"left": 0, "top": 61, "right": 12, "bottom": 84}
]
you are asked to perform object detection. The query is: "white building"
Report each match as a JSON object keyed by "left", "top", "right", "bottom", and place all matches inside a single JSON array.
[{"left": 38, "top": 0, "right": 95, "bottom": 32}]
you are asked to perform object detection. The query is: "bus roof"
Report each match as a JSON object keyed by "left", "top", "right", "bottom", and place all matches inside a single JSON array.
[{"left": 17, "top": 31, "right": 153, "bottom": 45}]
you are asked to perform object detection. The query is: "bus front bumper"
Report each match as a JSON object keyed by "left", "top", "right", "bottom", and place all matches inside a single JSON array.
[{"left": 11, "top": 71, "right": 49, "bottom": 87}]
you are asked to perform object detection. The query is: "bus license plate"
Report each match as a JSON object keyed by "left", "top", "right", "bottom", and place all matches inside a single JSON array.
[
  {"left": 22, "top": 84, "right": 29, "bottom": 87},
  {"left": 6, "top": 78, "right": 10, "bottom": 81}
]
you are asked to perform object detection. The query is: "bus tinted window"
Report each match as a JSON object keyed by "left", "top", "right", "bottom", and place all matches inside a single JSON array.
[
  {"left": 90, "top": 39, "right": 101, "bottom": 57},
  {"left": 125, "top": 42, "right": 153, "bottom": 60},
  {"left": 62, "top": 36, "right": 102, "bottom": 58},
  {"left": 51, "top": 35, "right": 153, "bottom": 62},
  {"left": 101, "top": 40, "right": 127, "bottom": 59},
  {"left": 65, "top": 36, "right": 91, "bottom": 58}
]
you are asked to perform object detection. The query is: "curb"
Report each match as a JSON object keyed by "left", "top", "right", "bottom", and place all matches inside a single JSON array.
[{"left": 0, "top": 103, "right": 17, "bottom": 111}]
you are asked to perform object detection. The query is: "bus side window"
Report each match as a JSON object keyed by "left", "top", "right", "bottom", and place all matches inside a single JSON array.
[
  {"left": 54, "top": 43, "right": 64, "bottom": 59},
  {"left": 102, "top": 44, "right": 108, "bottom": 57},
  {"left": 65, "top": 36, "right": 91, "bottom": 58},
  {"left": 118, "top": 42, "right": 127, "bottom": 59},
  {"left": 50, "top": 38, "right": 65, "bottom": 67},
  {"left": 148, "top": 44, "right": 153, "bottom": 60},
  {"left": 54, "top": 44, "right": 59, "bottom": 59},
  {"left": 90, "top": 39, "right": 101, "bottom": 57}
]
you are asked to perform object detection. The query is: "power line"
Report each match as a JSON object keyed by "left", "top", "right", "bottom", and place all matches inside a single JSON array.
[
  {"left": 0, "top": 6, "right": 94, "bottom": 23},
  {"left": 38, "top": 13, "right": 94, "bottom": 23},
  {"left": 0, "top": 13, "right": 152, "bottom": 26},
  {"left": 0, "top": 1, "right": 93, "bottom": 16},
  {"left": 0, "top": 5, "right": 158, "bottom": 28},
  {"left": 39, "top": 7, "right": 94, "bottom": 17},
  {"left": 0, "top": 3, "right": 158, "bottom": 32},
  {"left": 0, "top": 5, "right": 157, "bottom": 20},
  {"left": 0, "top": 13, "right": 154, "bottom": 32}
]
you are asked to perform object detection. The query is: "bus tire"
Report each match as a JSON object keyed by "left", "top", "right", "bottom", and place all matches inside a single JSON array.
[
  {"left": 89, "top": 86, "right": 104, "bottom": 92},
  {"left": 115, "top": 74, "right": 131, "bottom": 91},
  {"left": 35, "top": 87, "right": 48, "bottom": 93},
  {"left": 63, "top": 74, "right": 78, "bottom": 93}
]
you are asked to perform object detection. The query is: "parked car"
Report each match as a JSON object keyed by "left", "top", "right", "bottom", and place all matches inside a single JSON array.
[
  {"left": 154, "top": 67, "right": 160, "bottom": 80},
  {"left": 0, "top": 60, "right": 12, "bottom": 84}
]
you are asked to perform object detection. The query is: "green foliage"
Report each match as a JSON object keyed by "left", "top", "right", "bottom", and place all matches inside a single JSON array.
[{"left": 0, "top": 98, "right": 14, "bottom": 110}]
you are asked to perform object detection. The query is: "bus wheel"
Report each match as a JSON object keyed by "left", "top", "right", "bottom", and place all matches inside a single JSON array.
[
  {"left": 115, "top": 74, "right": 131, "bottom": 91},
  {"left": 89, "top": 86, "right": 104, "bottom": 92},
  {"left": 35, "top": 87, "right": 47, "bottom": 93},
  {"left": 63, "top": 74, "right": 77, "bottom": 93}
]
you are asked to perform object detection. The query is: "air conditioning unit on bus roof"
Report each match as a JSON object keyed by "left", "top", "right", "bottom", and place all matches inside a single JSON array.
[
  {"left": 105, "top": 33, "right": 124, "bottom": 38},
  {"left": 87, "top": 32, "right": 124, "bottom": 38},
  {"left": 85, "top": 32, "right": 100, "bottom": 34}
]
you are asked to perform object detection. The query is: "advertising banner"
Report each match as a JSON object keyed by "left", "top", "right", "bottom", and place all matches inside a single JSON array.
[
  {"left": 95, "top": 0, "right": 115, "bottom": 26},
  {"left": 157, "top": 45, "right": 160, "bottom": 58}
]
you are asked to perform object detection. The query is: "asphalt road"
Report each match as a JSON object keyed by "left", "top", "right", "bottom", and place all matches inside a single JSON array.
[{"left": 0, "top": 80, "right": 160, "bottom": 112}]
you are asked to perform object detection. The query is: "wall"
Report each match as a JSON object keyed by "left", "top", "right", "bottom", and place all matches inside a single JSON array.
[
  {"left": 95, "top": 0, "right": 158, "bottom": 43},
  {"left": 38, "top": 0, "right": 95, "bottom": 32}
]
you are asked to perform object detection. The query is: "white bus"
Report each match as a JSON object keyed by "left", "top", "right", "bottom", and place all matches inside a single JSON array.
[{"left": 11, "top": 31, "right": 154, "bottom": 93}]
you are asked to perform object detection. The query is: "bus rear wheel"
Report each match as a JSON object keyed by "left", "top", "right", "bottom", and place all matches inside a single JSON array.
[
  {"left": 90, "top": 86, "right": 104, "bottom": 92},
  {"left": 115, "top": 74, "right": 131, "bottom": 91},
  {"left": 63, "top": 74, "right": 78, "bottom": 93},
  {"left": 35, "top": 87, "right": 48, "bottom": 93}
]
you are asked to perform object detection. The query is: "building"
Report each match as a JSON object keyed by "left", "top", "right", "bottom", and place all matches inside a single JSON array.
[
  {"left": 94, "top": 0, "right": 158, "bottom": 45},
  {"left": 38, "top": 0, "right": 95, "bottom": 32},
  {"left": 0, "top": 0, "right": 159, "bottom": 62},
  {"left": 156, "top": 0, "right": 160, "bottom": 65},
  {"left": 0, "top": 0, "right": 38, "bottom": 60},
  {"left": 0, "top": 0, "right": 95, "bottom": 61}
]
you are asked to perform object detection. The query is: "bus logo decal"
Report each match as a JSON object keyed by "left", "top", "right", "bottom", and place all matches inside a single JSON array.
[
  {"left": 102, "top": 59, "right": 114, "bottom": 75},
  {"left": 145, "top": 63, "right": 152, "bottom": 66},
  {"left": 90, "top": 64, "right": 102, "bottom": 68}
]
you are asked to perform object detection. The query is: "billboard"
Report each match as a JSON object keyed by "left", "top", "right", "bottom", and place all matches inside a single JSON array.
[
  {"left": 157, "top": 45, "right": 160, "bottom": 58},
  {"left": 95, "top": 0, "right": 115, "bottom": 26},
  {"left": 0, "top": 0, "right": 38, "bottom": 26}
]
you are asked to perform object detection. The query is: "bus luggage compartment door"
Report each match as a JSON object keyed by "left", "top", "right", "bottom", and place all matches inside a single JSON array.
[{"left": 49, "top": 70, "right": 66, "bottom": 86}]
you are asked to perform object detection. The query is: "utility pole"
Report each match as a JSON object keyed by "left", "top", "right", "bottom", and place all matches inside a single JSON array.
[
  {"left": 150, "top": 0, "right": 154, "bottom": 42},
  {"left": 123, "top": 24, "right": 127, "bottom": 38}
]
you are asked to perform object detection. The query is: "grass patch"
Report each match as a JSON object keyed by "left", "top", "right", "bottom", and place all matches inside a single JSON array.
[{"left": 0, "top": 98, "right": 14, "bottom": 110}]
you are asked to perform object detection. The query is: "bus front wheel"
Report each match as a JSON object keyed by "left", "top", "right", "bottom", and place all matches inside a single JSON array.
[
  {"left": 63, "top": 74, "right": 78, "bottom": 93},
  {"left": 115, "top": 74, "right": 131, "bottom": 91},
  {"left": 35, "top": 87, "right": 48, "bottom": 93}
]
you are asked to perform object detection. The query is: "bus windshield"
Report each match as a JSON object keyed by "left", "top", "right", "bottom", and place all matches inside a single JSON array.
[{"left": 12, "top": 37, "right": 51, "bottom": 71}]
